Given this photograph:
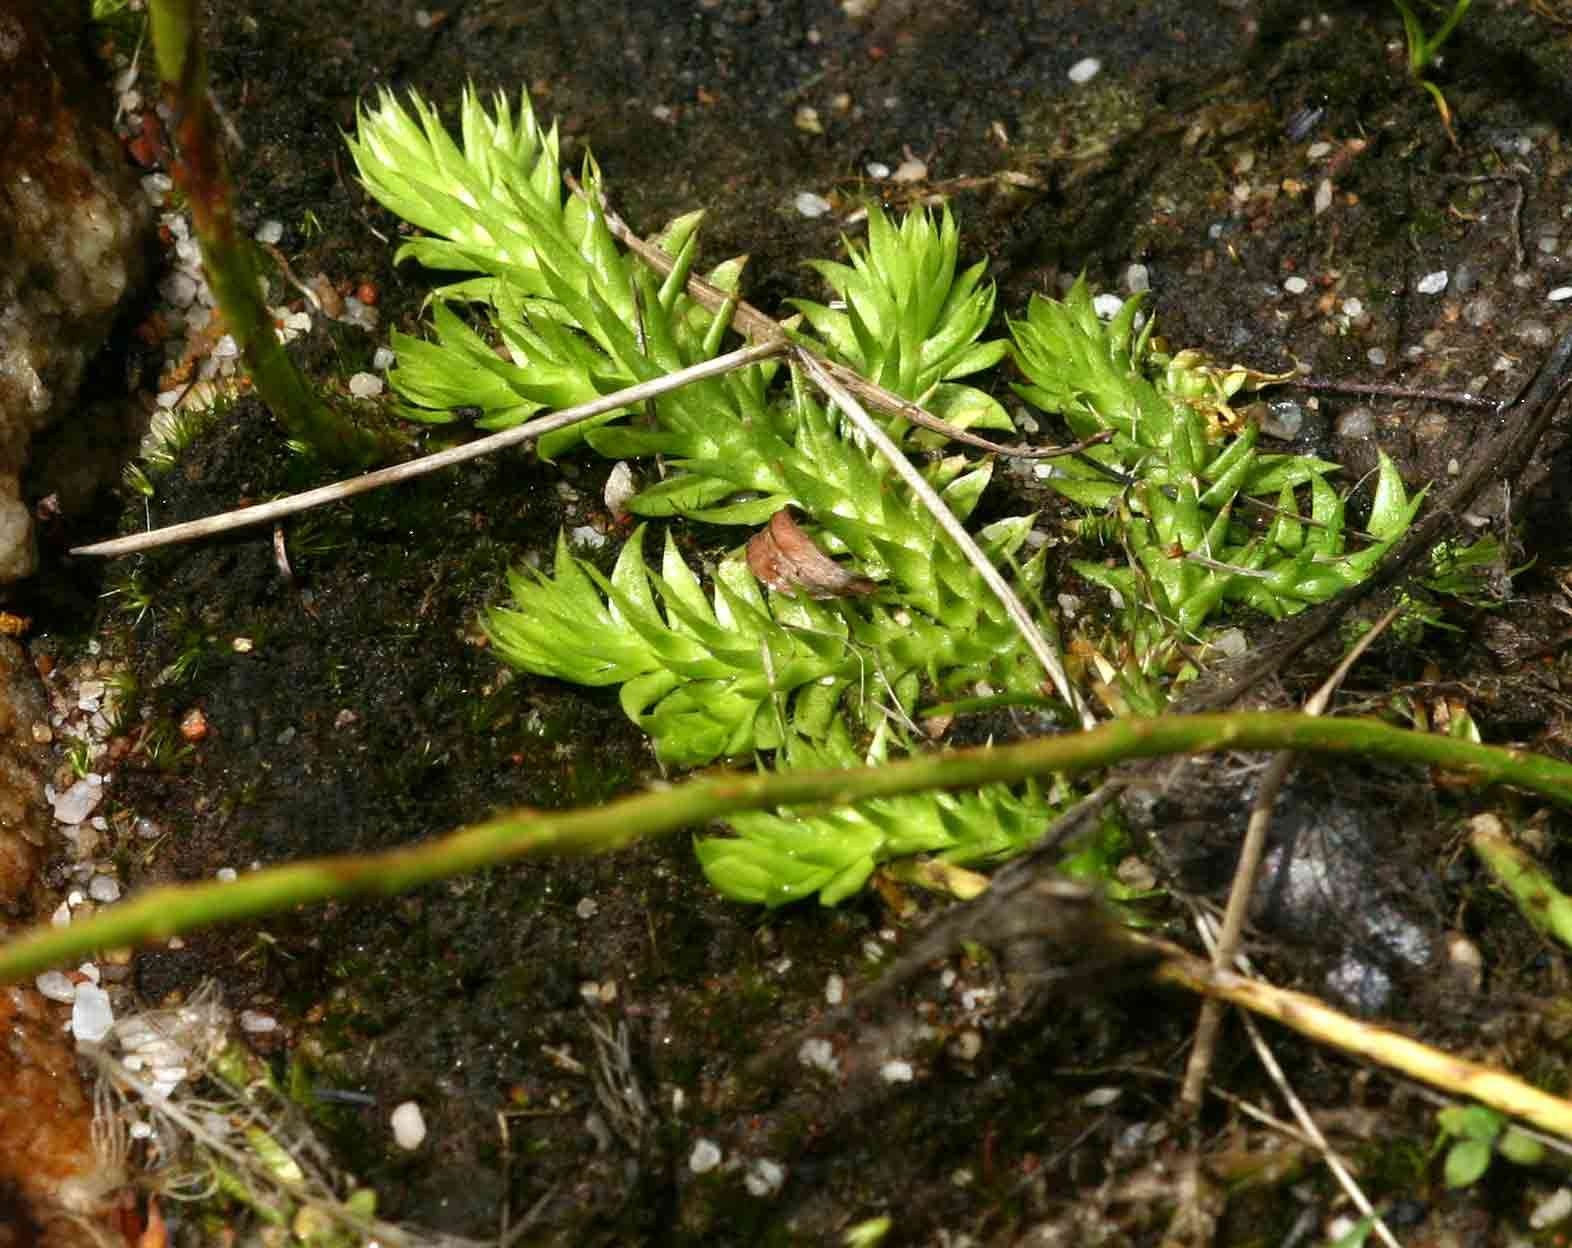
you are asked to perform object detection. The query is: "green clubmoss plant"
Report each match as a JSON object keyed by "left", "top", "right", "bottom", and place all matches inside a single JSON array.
[
  {"left": 348, "top": 86, "right": 1427, "bottom": 904},
  {"left": 1010, "top": 280, "right": 1424, "bottom": 710}
]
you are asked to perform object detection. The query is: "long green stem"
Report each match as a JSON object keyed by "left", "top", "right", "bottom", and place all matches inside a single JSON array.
[
  {"left": 148, "top": 0, "right": 379, "bottom": 465},
  {"left": 3, "top": 711, "right": 1570, "bottom": 982}
]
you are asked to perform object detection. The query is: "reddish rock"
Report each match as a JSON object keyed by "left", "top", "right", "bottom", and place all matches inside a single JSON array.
[{"left": 0, "top": 0, "right": 149, "bottom": 583}]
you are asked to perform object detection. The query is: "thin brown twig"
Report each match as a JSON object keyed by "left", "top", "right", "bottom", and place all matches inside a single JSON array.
[
  {"left": 1287, "top": 376, "right": 1500, "bottom": 410},
  {"left": 568, "top": 172, "right": 1100, "bottom": 461}
]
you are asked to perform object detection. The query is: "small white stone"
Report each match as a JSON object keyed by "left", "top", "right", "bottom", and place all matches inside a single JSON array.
[
  {"left": 88, "top": 875, "right": 121, "bottom": 903},
  {"left": 1366, "top": 347, "right": 1387, "bottom": 367},
  {"left": 1342, "top": 297, "right": 1364, "bottom": 317},
  {"left": 1314, "top": 178, "right": 1334, "bottom": 215},
  {"left": 35, "top": 971, "right": 76, "bottom": 1003},
  {"left": 1124, "top": 263, "right": 1149, "bottom": 293},
  {"left": 798, "top": 1037, "right": 839, "bottom": 1075},
  {"left": 576, "top": 897, "right": 599, "bottom": 919},
  {"left": 51, "top": 901, "right": 71, "bottom": 928},
  {"left": 212, "top": 334, "right": 239, "bottom": 359},
  {"left": 215, "top": 868, "right": 237, "bottom": 882},
  {"left": 745, "top": 1158, "right": 786, "bottom": 1197},
  {"left": 879, "top": 1059, "right": 914, "bottom": 1084},
  {"left": 1416, "top": 270, "right": 1449, "bottom": 295},
  {"left": 140, "top": 172, "right": 172, "bottom": 205},
  {"left": 1212, "top": 628, "right": 1248, "bottom": 658},
  {"left": 603, "top": 462, "right": 637, "bottom": 520},
  {"left": 71, "top": 983, "right": 114, "bottom": 1043},
  {"left": 824, "top": 973, "right": 844, "bottom": 1006},
  {"left": 158, "top": 273, "right": 198, "bottom": 307},
  {"left": 391, "top": 1101, "right": 427, "bottom": 1149},
  {"left": 1549, "top": 286, "right": 1572, "bottom": 303},
  {"left": 1091, "top": 293, "right": 1124, "bottom": 320},
  {"left": 1283, "top": 275, "right": 1308, "bottom": 295},
  {"left": 373, "top": 346, "right": 397, "bottom": 370},
  {"left": 794, "top": 191, "right": 833, "bottom": 219},
  {"left": 960, "top": 985, "right": 995, "bottom": 1010},
  {"left": 240, "top": 1010, "right": 278, "bottom": 1033},
  {"left": 254, "top": 220, "right": 284, "bottom": 245},
  {"left": 348, "top": 372, "right": 384, "bottom": 398},
  {"left": 1067, "top": 56, "right": 1101, "bottom": 84},
  {"left": 1306, "top": 140, "right": 1333, "bottom": 160},
  {"left": 51, "top": 779, "right": 103, "bottom": 825},
  {"left": 865, "top": 161, "right": 890, "bottom": 179},
  {"left": 689, "top": 1138, "right": 722, "bottom": 1173},
  {"left": 569, "top": 524, "right": 606, "bottom": 549},
  {"left": 1531, "top": 1186, "right": 1572, "bottom": 1229}
]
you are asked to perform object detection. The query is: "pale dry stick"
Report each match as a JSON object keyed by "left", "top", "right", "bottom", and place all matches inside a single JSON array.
[
  {"left": 796, "top": 350, "right": 1092, "bottom": 728},
  {"left": 1178, "top": 603, "right": 1405, "bottom": 1111},
  {"left": 1142, "top": 933, "right": 1572, "bottom": 1141},
  {"left": 69, "top": 340, "right": 785, "bottom": 558},
  {"left": 1192, "top": 912, "right": 1401, "bottom": 1248}
]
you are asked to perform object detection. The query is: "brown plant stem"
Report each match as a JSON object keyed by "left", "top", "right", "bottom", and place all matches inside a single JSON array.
[{"left": 149, "top": 0, "right": 379, "bottom": 465}]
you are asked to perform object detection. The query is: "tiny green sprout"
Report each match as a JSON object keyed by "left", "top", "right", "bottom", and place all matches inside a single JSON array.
[
  {"left": 1434, "top": 1103, "right": 1544, "bottom": 1188},
  {"left": 1424, "top": 533, "right": 1525, "bottom": 605},
  {"left": 299, "top": 208, "right": 324, "bottom": 240},
  {"left": 843, "top": 1215, "right": 893, "bottom": 1247},
  {"left": 103, "top": 568, "right": 155, "bottom": 626},
  {"left": 122, "top": 462, "right": 155, "bottom": 499},
  {"left": 63, "top": 734, "right": 94, "bottom": 779},
  {"left": 1389, "top": 0, "right": 1473, "bottom": 143}
]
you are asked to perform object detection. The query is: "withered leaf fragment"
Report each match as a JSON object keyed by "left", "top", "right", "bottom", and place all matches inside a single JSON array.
[{"left": 746, "top": 508, "right": 878, "bottom": 599}]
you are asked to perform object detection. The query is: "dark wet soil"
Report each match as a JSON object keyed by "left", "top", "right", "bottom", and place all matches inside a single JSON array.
[{"left": 25, "top": 0, "right": 1572, "bottom": 1243}]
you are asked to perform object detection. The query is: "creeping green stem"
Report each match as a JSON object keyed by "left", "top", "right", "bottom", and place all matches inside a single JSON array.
[{"left": 3, "top": 711, "right": 1572, "bottom": 982}]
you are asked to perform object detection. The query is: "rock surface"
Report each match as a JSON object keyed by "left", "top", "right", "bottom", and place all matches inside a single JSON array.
[
  {"left": 0, "top": 985, "right": 120, "bottom": 1247},
  {"left": 0, "top": 636, "right": 52, "bottom": 915},
  {"left": 0, "top": 0, "right": 147, "bottom": 584}
]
